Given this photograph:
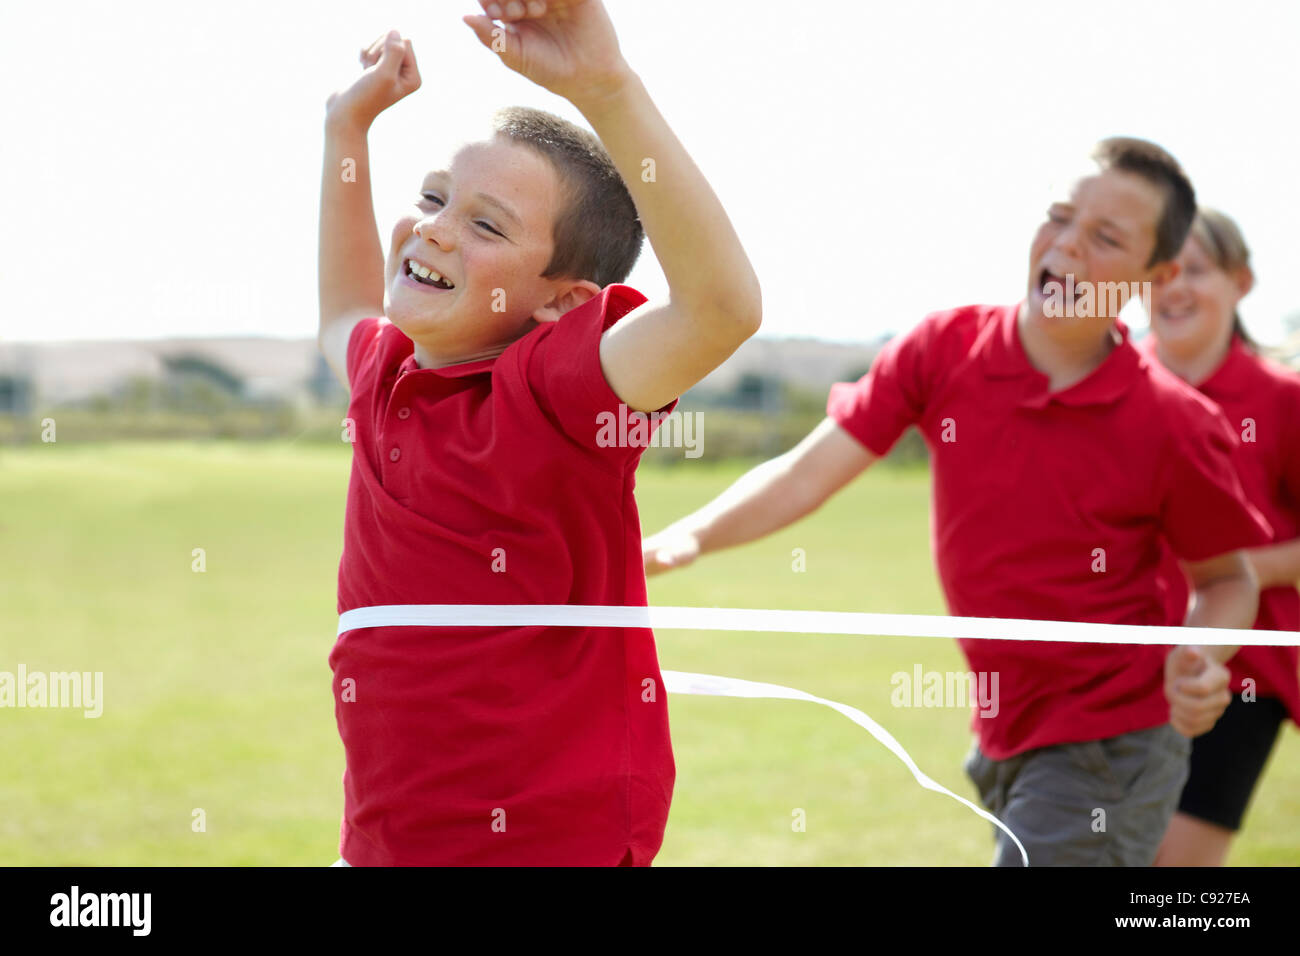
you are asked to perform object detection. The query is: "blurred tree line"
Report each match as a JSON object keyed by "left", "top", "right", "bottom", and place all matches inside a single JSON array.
[
  {"left": 637, "top": 369, "right": 928, "bottom": 467},
  {"left": 0, "top": 353, "right": 929, "bottom": 466}
]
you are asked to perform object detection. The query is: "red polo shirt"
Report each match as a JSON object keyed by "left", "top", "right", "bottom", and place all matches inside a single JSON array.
[
  {"left": 1140, "top": 334, "right": 1300, "bottom": 724},
  {"left": 828, "top": 303, "right": 1271, "bottom": 759},
  {"left": 329, "top": 284, "right": 675, "bottom": 865}
]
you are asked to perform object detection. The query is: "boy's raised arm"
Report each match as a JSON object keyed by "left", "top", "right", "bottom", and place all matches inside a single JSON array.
[
  {"left": 465, "top": 1, "right": 762, "bottom": 412},
  {"left": 318, "top": 32, "right": 421, "bottom": 387}
]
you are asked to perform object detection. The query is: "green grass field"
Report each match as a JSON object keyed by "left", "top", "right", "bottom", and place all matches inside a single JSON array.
[{"left": 2, "top": 441, "right": 1297, "bottom": 865}]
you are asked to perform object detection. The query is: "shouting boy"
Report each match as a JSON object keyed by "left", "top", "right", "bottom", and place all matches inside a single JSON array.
[
  {"left": 318, "top": 1, "right": 761, "bottom": 865},
  {"left": 643, "top": 138, "right": 1270, "bottom": 866}
]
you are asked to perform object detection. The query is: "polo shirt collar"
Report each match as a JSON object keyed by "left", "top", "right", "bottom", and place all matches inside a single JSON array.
[
  {"left": 1134, "top": 331, "right": 1253, "bottom": 401},
  {"left": 395, "top": 350, "right": 496, "bottom": 380},
  {"left": 1195, "top": 334, "right": 1254, "bottom": 401},
  {"left": 980, "top": 302, "right": 1140, "bottom": 408}
]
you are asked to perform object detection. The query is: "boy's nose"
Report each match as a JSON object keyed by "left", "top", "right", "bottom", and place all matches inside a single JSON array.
[
  {"left": 1051, "top": 225, "right": 1083, "bottom": 260},
  {"left": 1158, "top": 271, "right": 1187, "bottom": 297},
  {"left": 414, "top": 215, "right": 455, "bottom": 250}
]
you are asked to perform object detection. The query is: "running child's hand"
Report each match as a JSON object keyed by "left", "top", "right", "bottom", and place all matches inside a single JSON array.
[
  {"left": 642, "top": 528, "right": 701, "bottom": 577},
  {"left": 463, "top": 1, "right": 630, "bottom": 110},
  {"left": 1164, "top": 645, "right": 1232, "bottom": 738},
  {"left": 326, "top": 30, "right": 422, "bottom": 130}
]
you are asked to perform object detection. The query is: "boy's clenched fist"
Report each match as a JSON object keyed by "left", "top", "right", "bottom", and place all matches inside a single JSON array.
[
  {"left": 1164, "top": 644, "right": 1233, "bottom": 738},
  {"left": 326, "top": 30, "right": 422, "bottom": 130},
  {"left": 463, "top": 0, "right": 630, "bottom": 112}
]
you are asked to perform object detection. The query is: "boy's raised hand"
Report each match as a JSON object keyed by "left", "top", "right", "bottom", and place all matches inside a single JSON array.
[
  {"left": 318, "top": 30, "right": 420, "bottom": 389},
  {"left": 327, "top": 30, "right": 422, "bottom": 129},
  {"left": 466, "top": 0, "right": 762, "bottom": 413},
  {"left": 463, "top": 1, "right": 628, "bottom": 108}
]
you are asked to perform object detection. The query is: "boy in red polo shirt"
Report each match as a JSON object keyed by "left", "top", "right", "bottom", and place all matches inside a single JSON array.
[
  {"left": 317, "top": 1, "right": 761, "bottom": 865},
  {"left": 644, "top": 138, "right": 1269, "bottom": 866}
]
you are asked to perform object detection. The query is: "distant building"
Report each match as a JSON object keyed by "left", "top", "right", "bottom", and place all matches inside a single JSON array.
[
  {"left": 0, "top": 337, "right": 333, "bottom": 410},
  {"left": 161, "top": 353, "right": 245, "bottom": 397},
  {"left": 0, "top": 344, "right": 36, "bottom": 415},
  {"left": 0, "top": 373, "right": 33, "bottom": 415},
  {"left": 307, "top": 352, "right": 347, "bottom": 405}
]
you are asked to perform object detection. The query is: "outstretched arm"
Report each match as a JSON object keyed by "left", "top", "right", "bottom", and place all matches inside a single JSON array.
[
  {"left": 1246, "top": 537, "right": 1300, "bottom": 590},
  {"left": 643, "top": 418, "right": 878, "bottom": 574},
  {"left": 318, "top": 31, "right": 421, "bottom": 388},
  {"left": 465, "top": 0, "right": 761, "bottom": 412}
]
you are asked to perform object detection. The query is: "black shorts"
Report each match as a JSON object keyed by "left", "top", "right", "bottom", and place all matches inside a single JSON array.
[{"left": 1177, "top": 695, "right": 1289, "bottom": 831}]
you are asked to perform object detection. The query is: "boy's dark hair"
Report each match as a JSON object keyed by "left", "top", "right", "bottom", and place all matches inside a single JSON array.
[
  {"left": 1090, "top": 137, "right": 1196, "bottom": 268},
  {"left": 492, "top": 106, "right": 644, "bottom": 287}
]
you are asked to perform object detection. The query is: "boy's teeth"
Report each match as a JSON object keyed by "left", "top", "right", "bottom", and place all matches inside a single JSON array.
[{"left": 407, "top": 259, "right": 449, "bottom": 286}]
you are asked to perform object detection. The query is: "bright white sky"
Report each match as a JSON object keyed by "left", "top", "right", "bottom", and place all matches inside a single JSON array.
[{"left": 3, "top": 0, "right": 1298, "bottom": 346}]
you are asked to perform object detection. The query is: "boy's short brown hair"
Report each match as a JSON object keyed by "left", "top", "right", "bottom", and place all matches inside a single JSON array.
[
  {"left": 1090, "top": 137, "right": 1196, "bottom": 268},
  {"left": 493, "top": 106, "right": 644, "bottom": 288}
]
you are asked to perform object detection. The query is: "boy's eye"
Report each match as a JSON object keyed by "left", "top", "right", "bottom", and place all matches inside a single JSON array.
[
  {"left": 475, "top": 220, "right": 505, "bottom": 238},
  {"left": 420, "top": 192, "right": 444, "bottom": 206},
  {"left": 1097, "top": 233, "right": 1120, "bottom": 248}
]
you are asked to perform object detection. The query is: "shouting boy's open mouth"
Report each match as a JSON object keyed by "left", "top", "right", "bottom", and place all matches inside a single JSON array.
[
  {"left": 1038, "top": 268, "right": 1075, "bottom": 295},
  {"left": 404, "top": 258, "right": 456, "bottom": 290}
]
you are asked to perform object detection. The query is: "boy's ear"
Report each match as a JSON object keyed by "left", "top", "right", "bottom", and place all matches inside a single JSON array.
[
  {"left": 532, "top": 279, "right": 602, "bottom": 324},
  {"left": 1149, "top": 258, "right": 1180, "bottom": 287}
]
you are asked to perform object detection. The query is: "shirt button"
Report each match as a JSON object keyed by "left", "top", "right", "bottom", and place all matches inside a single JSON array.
[
  {"left": 389, "top": 447, "right": 401, "bottom": 462},
  {"left": 397, "top": 407, "right": 411, "bottom": 420}
]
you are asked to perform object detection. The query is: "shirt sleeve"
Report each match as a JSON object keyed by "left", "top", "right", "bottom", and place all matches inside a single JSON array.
[
  {"left": 1159, "top": 403, "right": 1273, "bottom": 561},
  {"left": 346, "top": 317, "right": 387, "bottom": 393},
  {"left": 827, "top": 312, "right": 940, "bottom": 457},
  {"left": 524, "top": 284, "right": 677, "bottom": 460}
]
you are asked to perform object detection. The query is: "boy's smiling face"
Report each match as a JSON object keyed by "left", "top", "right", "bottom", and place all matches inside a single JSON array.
[
  {"left": 1025, "top": 166, "right": 1171, "bottom": 330},
  {"left": 385, "top": 135, "right": 597, "bottom": 366}
]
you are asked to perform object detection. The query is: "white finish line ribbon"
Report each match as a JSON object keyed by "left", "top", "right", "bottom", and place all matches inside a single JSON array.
[
  {"left": 337, "top": 604, "right": 1300, "bottom": 645},
  {"left": 660, "top": 668, "right": 1029, "bottom": 866},
  {"left": 335, "top": 604, "right": 1300, "bottom": 867}
]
